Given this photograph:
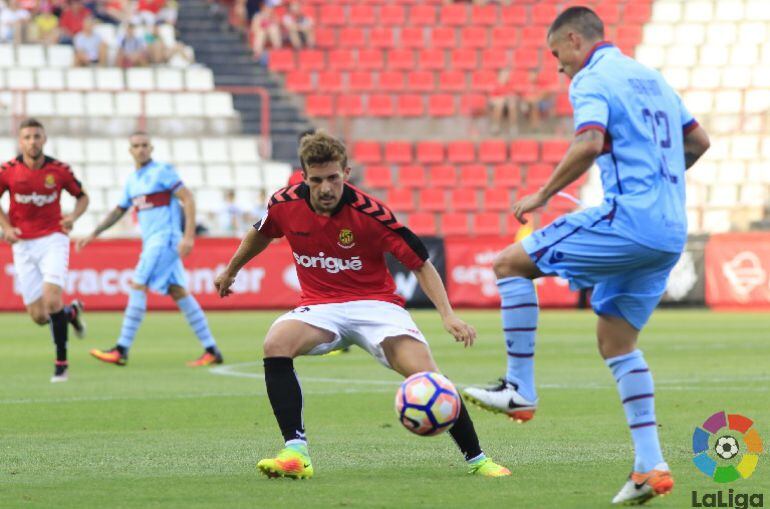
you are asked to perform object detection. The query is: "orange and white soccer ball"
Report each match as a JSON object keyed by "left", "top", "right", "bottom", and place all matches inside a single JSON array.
[{"left": 395, "top": 371, "right": 461, "bottom": 436}]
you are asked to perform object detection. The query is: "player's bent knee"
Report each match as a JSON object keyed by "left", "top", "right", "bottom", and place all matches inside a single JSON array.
[
  {"left": 29, "top": 310, "right": 49, "bottom": 325},
  {"left": 493, "top": 243, "right": 539, "bottom": 279},
  {"left": 381, "top": 336, "right": 438, "bottom": 377}
]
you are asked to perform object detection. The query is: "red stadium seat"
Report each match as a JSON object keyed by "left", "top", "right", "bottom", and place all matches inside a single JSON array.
[
  {"left": 352, "top": 141, "right": 382, "bottom": 163},
  {"left": 416, "top": 141, "right": 444, "bottom": 164},
  {"left": 617, "top": 26, "right": 643, "bottom": 48},
  {"left": 431, "top": 165, "right": 456, "bottom": 187},
  {"left": 623, "top": 3, "right": 651, "bottom": 23},
  {"left": 268, "top": 49, "right": 295, "bottom": 72},
  {"left": 471, "top": 70, "right": 498, "bottom": 92},
  {"left": 305, "top": 95, "right": 334, "bottom": 117},
  {"left": 430, "top": 27, "right": 456, "bottom": 49},
  {"left": 440, "top": 4, "right": 468, "bottom": 25},
  {"left": 520, "top": 26, "right": 547, "bottom": 48},
  {"left": 317, "top": 72, "right": 342, "bottom": 92},
  {"left": 491, "top": 27, "right": 520, "bottom": 48},
  {"left": 428, "top": 95, "right": 456, "bottom": 116},
  {"left": 450, "top": 49, "right": 478, "bottom": 71},
  {"left": 409, "top": 4, "right": 437, "bottom": 25},
  {"left": 542, "top": 139, "right": 570, "bottom": 163},
  {"left": 479, "top": 140, "right": 507, "bottom": 163},
  {"left": 407, "top": 71, "right": 435, "bottom": 92},
  {"left": 315, "top": 28, "right": 336, "bottom": 48},
  {"left": 338, "top": 95, "right": 364, "bottom": 117},
  {"left": 505, "top": 214, "right": 522, "bottom": 237},
  {"left": 438, "top": 70, "right": 466, "bottom": 92},
  {"left": 526, "top": 163, "right": 553, "bottom": 186},
  {"left": 549, "top": 193, "right": 578, "bottom": 213},
  {"left": 379, "top": 71, "right": 405, "bottom": 92},
  {"left": 447, "top": 141, "right": 475, "bottom": 163},
  {"left": 513, "top": 48, "right": 540, "bottom": 69},
  {"left": 474, "top": 213, "right": 502, "bottom": 235},
  {"left": 408, "top": 212, "right": 437, "bottom": 236},
  {"left": 481, "top": 49, "right": 510, "bottom": 69},
  {"left": 441, "top": 213, "right": 470, "bottom": 236},
  {"left": 451, "top": 188, "right": 478, "bottom": 211},
  {"left": 396, "top": 94, "right": 425, "bottom": 117},
  {"left": 388, "top": 49, "right": 414, "bottom": 70},
  {"left": 510, "top": 140, "right": 539, "bottom": 163},
  {"left": 501, "top": 5, "right": 527, "bottom": 25},
  {"left": 418, "top": 49, "right": 445, "bottom": 70},
  {"left": 338, "top": 28, "right": 365, "bottom": 48},
  {"left": 349, "top": 5, "right": 375, "bottom": 25},
  {"left": 398, "top": 165, "right": 426, "bottom": 187},
  {"left": 384, "top": 141, "right": 413, "bottom": 163},
  {"left": 400, "top": 27, "right": 424, "bottom": 49},
  {"left": 532, "top": 4, "right": 557, "bottom": 25},
  {"left": 370, "top": 27, "right": 395, "bottom": 49},
  {"left": 471, "top": 5, "right": 498, "bottom": 25},
  {"left": 358, "top": 49, "right": 384, "bottom": 70},
  {"left": 483, "top": 189, "right": 511, "bottom": 211},
  {"left": 419, "top": 188, "right": 447, "bottom": 211},
  {"left": 387, "top": 188, "right": 415, "bottom": 212},
  {"left": 555, "top": 92, "right": 572, "bottom": 116},
  {"left": 319, "top": 4, "right": 345, "bottom": 25},
  {"left": 349, "top": 71, "right": 375, "bottom": 91},
  {"left": 459, "top": 164, "right": 488, "bottom": 187},
  {"left": 492, "top": 164, "right": 521, "bottom": 188},
  {"left": 328, "top": 49, "right": 355, "bottom": 70},
  {"left": 380, "top": 4, "right": 406, "bottom": 25},
  {"left": 460, "top": 27, "right": 488, "bottom": 49},
  {"left": 595, "top": 4, "right": 620, "bottom": 24},
  {"left": 363, "top": 165, "right": 392, "bottom": 188},
  {"left": 460, "top": 94, "right": 487, "bottom": 115},
  {"left": 285, "top": 72, "right": 312, "bottom": 92}
]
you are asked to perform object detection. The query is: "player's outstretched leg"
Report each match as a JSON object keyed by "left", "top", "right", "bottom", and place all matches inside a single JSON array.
[
  {"left": 607, "top": 349, "right": 673, "bottom": 504},
  {"left": 463, "top": 276, "right": 539, "bottom": 422},
  {"left": 91, "top": 288, "right": 146, "bottom": 366},
  {"left": 257, "top": 357, "right": 313, "bottom": 479},
  {"left": 383, "top": 336, "right": 511, "bottom": 477},
  {"left": 174, "top": 293, "right": 223, "bottom": 367}
]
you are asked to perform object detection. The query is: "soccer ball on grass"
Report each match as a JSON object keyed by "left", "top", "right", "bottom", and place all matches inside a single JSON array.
[{"left": 395, "top": 371, "right": 461, "bottom": 436}]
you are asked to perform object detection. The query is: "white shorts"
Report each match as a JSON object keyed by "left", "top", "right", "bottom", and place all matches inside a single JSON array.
[
  {"left": 272, "top": 300, "right": 428, "bottom": 368},
  {"left": 11, "top": 232, "right": 70, "bottom": 305}
]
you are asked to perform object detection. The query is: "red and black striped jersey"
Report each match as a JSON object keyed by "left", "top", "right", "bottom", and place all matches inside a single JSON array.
[
  {"left": 0, "top": 155, "right": 85, "bottom": 239},
  {"left": 257, "top": 182, "right": 428, "bottom": 307}
]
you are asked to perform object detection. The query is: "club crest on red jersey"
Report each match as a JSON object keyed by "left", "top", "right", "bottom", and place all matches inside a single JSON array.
[
  {"left": 337, "top": 228, "right": 355, "bottom": 249},
  {"left": 44, "top": 174, "right": 56, "bottom": 189}
]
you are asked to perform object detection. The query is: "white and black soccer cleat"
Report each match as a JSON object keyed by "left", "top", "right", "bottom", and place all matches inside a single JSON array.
[
  {"left": 611, "top": 463, "right": 674, "bottom": 505},
  {"left": 463, "top": 378, "right": 538, "bottom": 423}
]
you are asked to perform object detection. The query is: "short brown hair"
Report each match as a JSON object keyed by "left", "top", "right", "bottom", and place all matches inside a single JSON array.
[
  {"left": 298, "top": 130, "right": 348, "bottom": 171},
  {"left": 19, "top": 118, "right": 45, "bottom": 131}
]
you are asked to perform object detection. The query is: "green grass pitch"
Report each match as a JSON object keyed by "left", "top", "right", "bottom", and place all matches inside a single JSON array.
[{"left": 1, "top": 309, "right": 768, "bottom": 508}]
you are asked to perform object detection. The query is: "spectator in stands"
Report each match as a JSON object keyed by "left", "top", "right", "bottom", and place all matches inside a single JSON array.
[
  {"left": 73, "top": 16, "right": 107, "bottom": 66},
  {"left": 94, "top": 0, "right": 131, "bottom": 24},
  {"left": 59, "top": 0, "right": 92, "bottom": 42},
  {"left": 250, "top": 2, "right": 281, "bottom": 64},
  {"left": 233, "top": 0, "right": 261, "bottom": 31},
  {"left": 144, "top": 20, "right": 191, "bottom": 66},
  {"left": 282, "top": 1, "right": 313, "bottom": 49},
  {"left": 29, "top": 5, "right": 60, "bottom": 45},
  {"left": 0, "top": 0, "right": 31, "bottom": 44},
  {"left": 134, "top": 0, "right": 177, "bottom": 26},
  {"left": 521, "top": 71, "right": 556, "bottom": 130},
  {"left": 488, "top": 69, "right": 519, "bottom": 135},
  {"left": 116, "top": 22, "right": 149, "bottom": 67},
  {"left": 217, "top": 189, "right": 248, "bottom": 235},
  {"left": 249, "top": 189, "right": 268, "bottom": 227}
]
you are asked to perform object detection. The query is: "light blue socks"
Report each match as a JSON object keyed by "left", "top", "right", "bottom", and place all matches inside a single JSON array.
[
  {"left": 176, "top": 295, "right": 217, "bottom": 349},
  {"left": 497, "top": 276, "right": 539, "bottom": 402},
  {"left": 117, "top": 288, "right": 147, "bottom": 350}
]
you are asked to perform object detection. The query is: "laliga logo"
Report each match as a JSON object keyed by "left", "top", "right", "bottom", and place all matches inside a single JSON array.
[
  {"left": 293, "top": 251, "right": 363, "bottom": 274},
  {"left": 691, "top": 411, "right": 764, "bottom": 509}
]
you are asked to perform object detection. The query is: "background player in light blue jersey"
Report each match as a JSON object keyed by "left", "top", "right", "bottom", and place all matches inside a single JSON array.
[
  {"left": 77, "top": 132, "right": 224, "bottom": 367},
  {"left": 463, "top": 7, "right": 711, "bottom": 506}
]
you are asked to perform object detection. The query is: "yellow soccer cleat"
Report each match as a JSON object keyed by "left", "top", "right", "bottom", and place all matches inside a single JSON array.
[
  {"left": 257, "top": 447, "right": 314, "bottom": 480},
  {"left": 90, "top": 347, "right": 127, "bottom": 366},
  {"left": 187, "top": 351, "right": 223, "bottom": 367},
  {"left": 468, "top": 457, "right": 512, "bottom": 477}
]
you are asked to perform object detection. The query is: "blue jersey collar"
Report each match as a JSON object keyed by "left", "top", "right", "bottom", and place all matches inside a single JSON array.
[{"left": 581, "top": 41, "right": 614, "bottom": 70}]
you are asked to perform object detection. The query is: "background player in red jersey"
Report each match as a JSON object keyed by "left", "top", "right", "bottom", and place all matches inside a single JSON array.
[
  {"left": 0, "top": 118, "right": 89, "bottom": 382},
  {"left": 214, "top": 131, "right": 510, "bottom": 479}
]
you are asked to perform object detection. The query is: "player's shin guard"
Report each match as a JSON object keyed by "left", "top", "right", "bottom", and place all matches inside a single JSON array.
[
  {"left": 606, "top": 349, "right": 664, "bottom": 472},
  {"left": 497, "top": 276, "right": 538, "bottom": 402},
  {"left": 448, "top": 399, "right": 483, "bottom": 461},
  {"left": 176, "top": 295, "right": 218, "bottom": 350},
  {"left": 48, "top": 308, "right": 69, "bottom": 362},
  {"left": 117, "top": 289, "right": 147, "bottom": 351},
  {"left": 264, "top": 357, "right": 306, "bottom": 443}
]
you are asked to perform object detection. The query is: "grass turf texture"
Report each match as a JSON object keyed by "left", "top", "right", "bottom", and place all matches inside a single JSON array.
[{"left": 1, "top": 309, "right": 768, "bottom": 509}]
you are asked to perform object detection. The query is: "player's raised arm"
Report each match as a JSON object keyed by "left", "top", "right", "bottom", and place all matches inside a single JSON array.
[
  {"left": 683, "top": 124, "right": 710, "bottom": 170},
  {"left": 412, "top": 260, "right": 477, "bottom": 347},
  {"left": 214, "top": 228, "right": 273, "bottom": 297},
  {"left": 76, "top": 206, "right": 127, "bottom": 251},
  {"left": 173, "top": 186, "right": 196, "bottom": 258}
]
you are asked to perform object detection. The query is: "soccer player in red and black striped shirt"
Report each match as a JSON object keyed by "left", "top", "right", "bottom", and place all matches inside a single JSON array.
[{"left": 215, "top": 131, "right": 510, "bottom": 479}]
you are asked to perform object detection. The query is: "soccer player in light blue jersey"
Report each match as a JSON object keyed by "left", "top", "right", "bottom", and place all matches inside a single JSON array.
[
  {"left": 77, "top": 132, "right": 223, "bottom": 367},
  {"left": 463, "top": 7, "right": 711, "bottom": 505}
]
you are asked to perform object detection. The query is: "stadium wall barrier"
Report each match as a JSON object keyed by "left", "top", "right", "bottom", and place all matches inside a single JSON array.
[
  {"left": 660, "top": 234, "right": 707, "bottom": 306},
  {"left": 705, "top": 232, "right": 770, "bottom": 309}
]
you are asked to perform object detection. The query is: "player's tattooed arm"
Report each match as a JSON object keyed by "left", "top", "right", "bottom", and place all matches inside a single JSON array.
[
  {"left": 93, "top": 207, "right": 127, "bottom": 237},
  {"left": 683, "top": 125, "right": 710, "bottom": 170}
]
